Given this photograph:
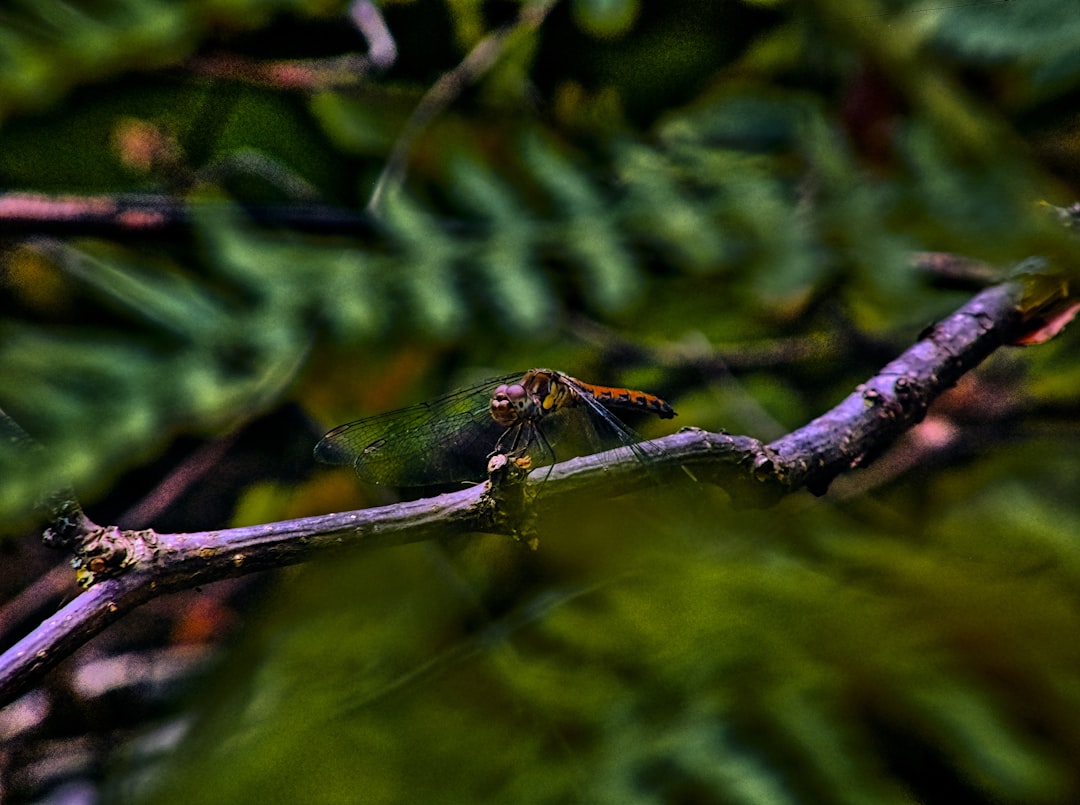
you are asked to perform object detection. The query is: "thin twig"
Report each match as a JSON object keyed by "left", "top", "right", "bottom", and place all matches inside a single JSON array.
[{"left": 367, "top": 0, "right": 558, "bottom": 214}]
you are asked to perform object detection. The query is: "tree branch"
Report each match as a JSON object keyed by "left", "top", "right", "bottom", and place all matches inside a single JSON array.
[
  {"left": 0, "top": 485, "right": 496, "bottom": 704},
  {"left": 0, "top": 280, "right": 1039, "bottom": 706},
  {"left": 763, "top": 281, "right": 1026, "bottom": 494}
]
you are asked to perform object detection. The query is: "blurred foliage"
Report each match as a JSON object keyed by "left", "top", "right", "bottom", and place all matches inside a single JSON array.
[
  {"left": 0, "top": 0, "right": 345, "bottom": 121},
  {"left": 3, "top": 0, "right": 1080, "bottom": 802}
]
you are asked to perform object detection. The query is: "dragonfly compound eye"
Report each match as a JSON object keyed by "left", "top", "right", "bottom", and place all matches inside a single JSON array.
[{"left": 490, "top": 383, "right": 532, "bottom": 426}]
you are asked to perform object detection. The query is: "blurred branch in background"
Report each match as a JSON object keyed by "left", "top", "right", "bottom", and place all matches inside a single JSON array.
[
  {"left": 189, "top": 0, "right": 398, "bottom": 89},
  {"left": 0, "top": 192, "right": 375, "bottom": 237},
  {"left": 367, "top": 0, "right": 557, "bottom": 211}
]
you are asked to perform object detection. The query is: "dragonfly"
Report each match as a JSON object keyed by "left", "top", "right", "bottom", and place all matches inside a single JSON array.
[{"left": 314, "top": 368, "right": 677, "bottom": 487}]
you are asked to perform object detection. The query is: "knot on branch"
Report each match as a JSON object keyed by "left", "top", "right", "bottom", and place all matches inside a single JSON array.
[
  {"left": 892, "top": 374, "right": 931, "bottom": 423},
  {"left": 72, "top": 527, "right": 158, "bottom": 588},
  {"left": 750, "top": 448, "right": 778, "bottom": 482},
  {"left": 479, "top": 452, "right": 539, "bottom": 548}
]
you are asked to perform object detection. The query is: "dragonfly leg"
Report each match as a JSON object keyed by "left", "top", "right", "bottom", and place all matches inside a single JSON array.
[
  {"left": 533, "top": 424, "right": 558, "bottom": 482},
  {"left": 491, "top": 423, "right": 524, "bottom": 460}
]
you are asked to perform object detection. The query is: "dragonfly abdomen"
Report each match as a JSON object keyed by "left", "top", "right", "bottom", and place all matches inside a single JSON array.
[{"left": 573, "top": 381, "right": 676, "bottom": 419}]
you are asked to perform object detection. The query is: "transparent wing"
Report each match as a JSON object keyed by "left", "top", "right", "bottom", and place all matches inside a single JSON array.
[{"left": 314, "top": 373, "right": 521, "bottom": 486}]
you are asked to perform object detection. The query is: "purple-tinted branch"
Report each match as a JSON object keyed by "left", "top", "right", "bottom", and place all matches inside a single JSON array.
[
  {"left": 0, "top": 487, "right": 495, "bottom": 705},
  {"left": 763, "top": 282, "right": 1026, "bottom": 494}
]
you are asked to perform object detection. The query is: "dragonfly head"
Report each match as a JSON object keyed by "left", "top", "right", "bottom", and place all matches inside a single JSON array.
[{"left": 490, "top": 382, "right": 534, "bottom": 426}]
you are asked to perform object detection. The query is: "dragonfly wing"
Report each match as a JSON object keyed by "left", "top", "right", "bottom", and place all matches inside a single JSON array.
[
  {"left": 353, "top": 406, "right": 505, "bottom": 486},
  {"left": 314, "top": 374, "right": 521, "bottom": 486},
  {"left": 586, "top": 393, "right": 669, "bottom": 470}
]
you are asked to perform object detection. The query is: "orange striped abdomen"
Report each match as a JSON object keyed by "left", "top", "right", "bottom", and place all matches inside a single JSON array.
[{"left": 570, "top": 378, "right": 676, "bottom": 419}]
